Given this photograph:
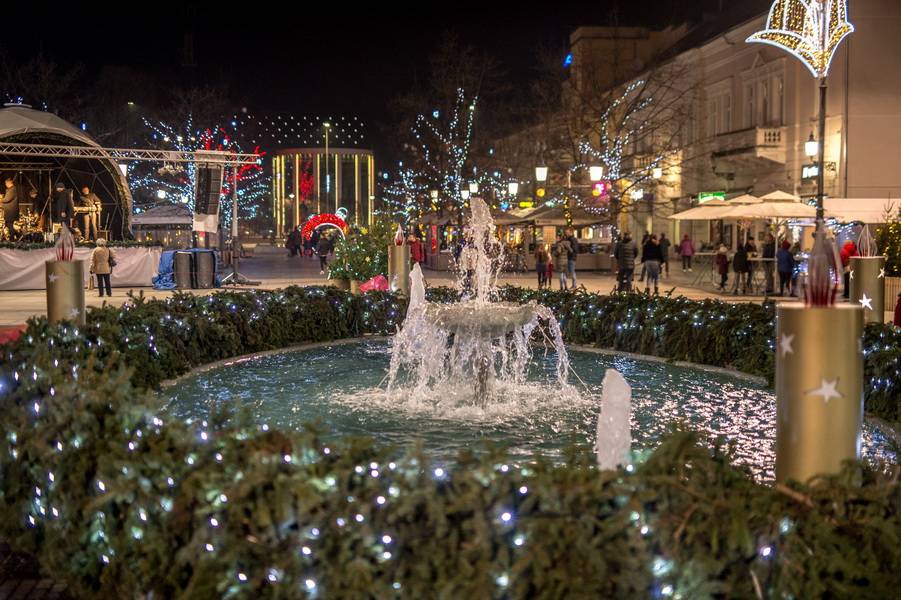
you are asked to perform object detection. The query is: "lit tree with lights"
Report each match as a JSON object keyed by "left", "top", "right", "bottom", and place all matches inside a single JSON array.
[
  {"left": 129, "top": 116, "right": 268, "bottom": 229},
  {"left": 494, "top": 41, "right": 701, "bottom": 226},
  {"left": 382, "top": 34, "right": 511, "bottom": 223}
]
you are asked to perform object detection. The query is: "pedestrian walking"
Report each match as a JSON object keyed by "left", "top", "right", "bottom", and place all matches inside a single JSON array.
[
  {"left": 565, "top": 228, "right": 579, "bottom": 289},
  {"left": 659, "top": 233, "right": 671, "bottom": 277},
  {"left": 614, "top": 233, "right": 638, "bottom": 292},
  {"left": 638, "top": 232, "right": 650, "bottom": 282},
  {"left": 679, "top": 234, "right": 695, "bottom": 271},
  {"left": 731, "top": 242, "right": 751, "bottom": 294},
  {"left": 316, "top": 232, "right": 332, "bottom": 274},
  {"left": 641, "top": 234, "right": 663, "bottom": 294},
  {"left": 89, "top": 238, "right": 115, "bottom": 297},
  {"left": 777, "top": 240, "right": 794, "bottom": 296},
  {"left": 715, "top": 244, "right": 729, "bottom": 291},
  {"left": 840, "top": 240, "right": 858, "bottom": 299},
  {"left": 552, "top": 235, "right": 571, "bottom": 290},
  {"left": 534, "top": 244, "right": 549, "bottom": 289}
]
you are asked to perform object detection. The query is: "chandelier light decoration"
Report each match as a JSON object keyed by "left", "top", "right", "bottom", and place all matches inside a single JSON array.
[{"left": 746, "top": 0, "right": 854, "bottom": 78}]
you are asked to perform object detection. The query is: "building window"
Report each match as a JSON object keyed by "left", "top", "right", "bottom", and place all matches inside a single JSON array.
[{"left": 744, "top": 83, "right": 756, "bottom": 128}]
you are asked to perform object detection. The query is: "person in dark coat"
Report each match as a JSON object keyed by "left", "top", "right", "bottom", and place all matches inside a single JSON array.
[
  {"left": 641, "top": 234, "right": 663, "bottom": 294},
  {"left": 534, "top": 244, "right": 549, "bottom": 289},
  {"left": 316, "top": 232, "right": 332, "bottom": 274},
  {"left": 614, "top": 233, "right": 638, "bottom": 292},
  {"left": 731, "top": 243, "right": 750, "bottom": 295},
  {"left": 658, "top": 233, "right": 671, "bottom": 277},
  {"left": 777, "top": 240, "right": 795, "bottom": 296},
  {"left": 565, "top": 228, "right": 579, "bottom": 289},
  {"left": 286, "top": 227, "right": 302, "bottom": 256},
  {"left": 715, "top": 244, "right": 730, "bottom": 291},
  {"left": 53, "top": 182, "right": 75, "bottom": 228}
]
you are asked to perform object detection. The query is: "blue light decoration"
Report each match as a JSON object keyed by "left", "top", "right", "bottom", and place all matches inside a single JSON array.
[
  {"left": 746, "top": 0, "right": 853, "bottom": 78},
  {"left": 563, "top": 53, "right": 573, "bottom": 68}
]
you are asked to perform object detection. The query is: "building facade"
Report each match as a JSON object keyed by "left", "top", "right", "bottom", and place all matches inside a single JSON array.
[
  {"left": 272, "top": 147, "right": 375, "bottom": 234},
  {"left": 499, "top": 0, "right": 901, "bottom": 248}
]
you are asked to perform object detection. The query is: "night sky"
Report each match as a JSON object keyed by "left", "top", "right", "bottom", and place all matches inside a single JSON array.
[{"left": 1, "top": 1, "right": 743, "bottom": 153}]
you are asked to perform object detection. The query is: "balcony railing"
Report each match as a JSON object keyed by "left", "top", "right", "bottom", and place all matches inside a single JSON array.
[{"left": 711, "top": 126, "right": 787, "bottom": 164}]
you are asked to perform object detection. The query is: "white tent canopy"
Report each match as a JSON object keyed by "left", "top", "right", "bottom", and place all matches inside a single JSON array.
[
  {"left": 823, "top": 198, "right": 898, "bottom": 223},
  {"left": 130, "top": 203, "right": 192, "bottom": 226},
  {"left": 0, "top": 104, "right": 134, "bottom": 237}
]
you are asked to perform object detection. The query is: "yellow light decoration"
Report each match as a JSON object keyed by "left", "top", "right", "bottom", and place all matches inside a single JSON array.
[
  {"left": 747, "top": 0, "right": 853, "bottom": 78},
  {"left": 536, "top": 188, "right": 546, "bottom": 198}
]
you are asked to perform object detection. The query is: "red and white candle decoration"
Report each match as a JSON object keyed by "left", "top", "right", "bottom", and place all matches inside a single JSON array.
[{"left": 55, "top": 224, "right": 75, "bottom": 261}]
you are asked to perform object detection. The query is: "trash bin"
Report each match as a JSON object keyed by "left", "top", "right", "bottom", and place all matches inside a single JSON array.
[
  {"left": 195, "top": 251, "right": 215, "bottom": 289},
  {"left": 174, "top": 251, "right": 194, "bottom": 289}
]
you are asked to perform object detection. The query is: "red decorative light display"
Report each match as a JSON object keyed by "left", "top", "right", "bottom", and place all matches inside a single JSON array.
[{"left": 301, "top": 213, "right": 348, "bottom": 241}]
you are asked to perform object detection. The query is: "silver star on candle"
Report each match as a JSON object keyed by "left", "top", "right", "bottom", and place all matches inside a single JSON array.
[
  {"left": 878, "top": 268, "right": 885, "bottom": 279},
  {"left": 48, "top": 274, "right": 59, "bottom": 283},
  {"left": 859, "top": 294, "right": 873, "bottom": 311},
  {"left": 807, "top": 378, "right": 842, "bottom": 404},
  {"left": 779, "top": 332, "right": 795, "bottom": 357},
  {"left": 849, "top": 270, "right": 854, "bottom": 280},
  {"left": 69, "top": 307, "right": 80, "bottom": 318}
]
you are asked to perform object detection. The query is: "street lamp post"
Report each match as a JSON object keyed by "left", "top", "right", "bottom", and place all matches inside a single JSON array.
[{"left": 323, "top": 122, "right": 331, "bottom": 212}]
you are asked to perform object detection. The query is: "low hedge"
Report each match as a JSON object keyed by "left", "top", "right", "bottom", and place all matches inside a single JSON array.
[{"left": 0, "top": 286, "right": 899, "bottom": 598}]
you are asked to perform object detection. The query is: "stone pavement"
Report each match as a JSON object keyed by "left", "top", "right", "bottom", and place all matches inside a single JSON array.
[{"left": 0, "top": 244, "right": 882, "bottom": 326}]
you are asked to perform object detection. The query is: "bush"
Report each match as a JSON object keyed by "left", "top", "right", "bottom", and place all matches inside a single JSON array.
[{"left": 0, "top": 286, "right": 898, "bottom": 598}]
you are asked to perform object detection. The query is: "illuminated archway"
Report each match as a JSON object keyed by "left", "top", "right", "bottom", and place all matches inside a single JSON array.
[{"left": 301, "top": 212, "right": 348, "bottom": 241}]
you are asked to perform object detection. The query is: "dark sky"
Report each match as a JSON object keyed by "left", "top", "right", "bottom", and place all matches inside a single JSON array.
[{"left": 1, "top": 1, "right": 737, "bottom": 151}]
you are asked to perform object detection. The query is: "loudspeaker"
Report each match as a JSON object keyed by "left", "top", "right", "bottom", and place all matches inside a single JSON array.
[{"left": 194, "top": 165, "right": 223, "bottom": 215}]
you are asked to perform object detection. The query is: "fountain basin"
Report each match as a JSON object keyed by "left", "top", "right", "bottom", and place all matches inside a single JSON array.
[{"left": 161, "top": 340, "right": 897, "bottom": 480}]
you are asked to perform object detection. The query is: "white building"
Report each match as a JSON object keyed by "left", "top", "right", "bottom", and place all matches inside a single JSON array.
[{"left": 504, "top": 0, "right": 901, "bottom": 249}]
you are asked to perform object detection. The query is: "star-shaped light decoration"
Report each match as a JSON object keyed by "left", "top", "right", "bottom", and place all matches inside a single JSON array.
[
  {"left": 859, "top": 294, "right": 873, "bottom": 311},
  {"left": 47, "top": 273, "right": 59, "bottom": 283},
  {"left": 748, "top": 0, "right": 854, "bottom": 78},
  {"left": 69, "top": 307, "right": 80, "bottom": 318},
  {"left": 807, "top": 378, "right": 842, "bottom": 403},
  {"left": 779, "top": 332, "right": 795, "bottom": 357}
]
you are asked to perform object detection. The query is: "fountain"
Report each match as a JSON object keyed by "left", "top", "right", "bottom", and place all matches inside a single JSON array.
[{"left": 387, "top": 198, "right": 572, "bottom": 406}]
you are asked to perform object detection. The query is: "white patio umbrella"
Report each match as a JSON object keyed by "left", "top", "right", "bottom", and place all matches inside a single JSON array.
[
  {"left": 759, "top": 190, "right": 801, "bottom": 202},
  {"left": 669, "top": 199, "right": 734, "bottom": 220},
  {"left": 726, "top": 193, "right": 761, "bottom": 205},
  {"left": 721, "top": 198, "right": 825, "bottom": 220}
]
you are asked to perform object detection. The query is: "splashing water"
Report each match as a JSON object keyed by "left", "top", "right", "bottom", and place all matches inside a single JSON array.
[{"left": 387, "top": 198, "right": 574, "bottom": 407}]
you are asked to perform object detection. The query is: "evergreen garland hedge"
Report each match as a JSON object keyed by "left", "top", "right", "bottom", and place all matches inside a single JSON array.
[{"left": 0, "top": 286, "right": 899, "bottom": 598}]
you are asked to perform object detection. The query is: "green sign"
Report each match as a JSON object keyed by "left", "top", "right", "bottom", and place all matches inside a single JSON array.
[{"left": 698, "top": 191, "right": 726, "bottom": 203}]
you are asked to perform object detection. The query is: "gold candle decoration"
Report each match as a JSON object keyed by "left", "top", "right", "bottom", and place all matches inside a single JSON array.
[
  {"left": 849, "top": 256, "right": 886, "bottom": 324},
  {"left": 388, "top": 244, "right": 411, "bottom": 296},
  {"left": 775, "top": 303, "right": 863, "bottom": 484},
  {"left": 46, "top": 260, "right": 86, "bottom": 326}
]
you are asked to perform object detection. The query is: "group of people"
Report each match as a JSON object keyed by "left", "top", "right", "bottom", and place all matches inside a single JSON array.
[
  {"left": 0, "top": 176, "right": 104, "bottom": 241},
  {"left": 284, "top": 226, "right": 428, "bottom": 276},
  {"left": 712, "top": 234, "right": 800, "bottom": 296},
  {"left": 612, "top": 232, "right": 674, "bottom": 294},
  {"left": 534, "top": 229, "right": 580, "bottom": 290}
]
